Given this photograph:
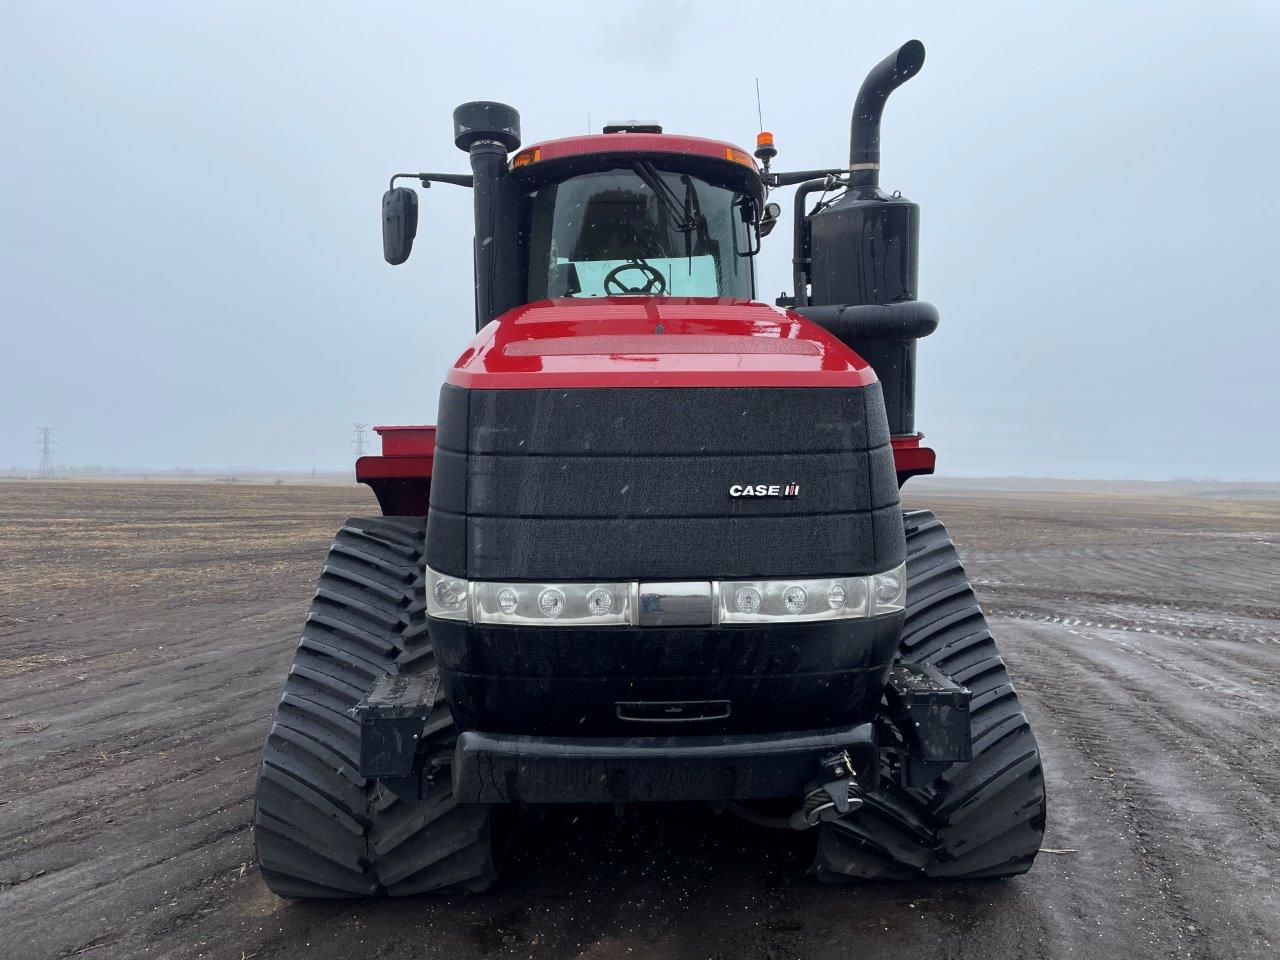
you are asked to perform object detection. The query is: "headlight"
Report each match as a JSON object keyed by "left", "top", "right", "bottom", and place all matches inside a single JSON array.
[
  {"left": 716, "top": 563, "right": 907, "bottom": 623},
  {"left": 472, "top": 580, "right": 632, "bottom": 625},
  {"left": 425, "top": 567, "right": 469, "bottom": 620},
  {"left": 872, "top": 566, "right": 907, "bottom": 613},
  {"left": 424, "top": 563, "right": 906, "bottom": 626},
  {"left": 718, "top": 574, "right": 871, "bottom": 623}
]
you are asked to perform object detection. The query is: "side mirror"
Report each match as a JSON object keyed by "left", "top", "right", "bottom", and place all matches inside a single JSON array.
[
  {"left": 382, "top": 187, "right": 418, "bottom": 265},
  {"left": 734, "top": 196, "right": 761, "bottom": 257}
]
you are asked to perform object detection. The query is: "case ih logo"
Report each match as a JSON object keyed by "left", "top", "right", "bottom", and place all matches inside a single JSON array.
[{"left": 729, "top": 483, "right": 800, "bottom": 498}]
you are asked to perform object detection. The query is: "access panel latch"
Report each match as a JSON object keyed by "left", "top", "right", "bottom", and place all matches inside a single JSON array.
[{"left": 351, "top": 672, "right": 439, "bottom": 779}]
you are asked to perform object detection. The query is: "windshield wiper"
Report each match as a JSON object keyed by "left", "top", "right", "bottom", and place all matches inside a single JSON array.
[{"left": 632, "top": 162, "right": 700, "bottom": 235}]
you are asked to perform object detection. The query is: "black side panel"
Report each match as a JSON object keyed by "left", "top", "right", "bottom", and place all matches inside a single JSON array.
[
  {"left": 424, "top": 386, "right": 469, "bottom": 576},
  {"left": 426, "top": 384, "right": 904, "bottom": 581},
  {"left": 464, "top": 385, "right": 889, "bottom": 454},
  {"left": 465, "top": 507, "right": 904, "bottom": 581},
  {"left": 465, "top": 449, "right": 895, "bottom": 518}
]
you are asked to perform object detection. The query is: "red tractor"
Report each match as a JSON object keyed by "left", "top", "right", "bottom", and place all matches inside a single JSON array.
[{"left": 253, "top": 40, "right": 1046, "bottom": 896}]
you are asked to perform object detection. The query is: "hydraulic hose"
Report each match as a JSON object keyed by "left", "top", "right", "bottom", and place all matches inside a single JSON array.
[
  {"left": 726, "top": 801, "right": 812, "bottom": 831},
  {"left": 791, "top": 177, "right": 840, "bottom": 307}
]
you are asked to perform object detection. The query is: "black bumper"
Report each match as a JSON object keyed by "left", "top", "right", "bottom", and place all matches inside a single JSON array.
[
  {"left": 451, "top": 723, "right": 879, "bottom": 804},
  {"left": 432, "top": 614, "right": 903, "bottom": 737}
]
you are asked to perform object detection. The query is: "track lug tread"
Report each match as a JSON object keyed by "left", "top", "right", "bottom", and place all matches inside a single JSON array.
[
  {"left": 339, "top": 520, "right": 421, "bottom": 556},
  {"left": 313, "top": 587, "right": 404, "bottom": 631},
  {"left": 304, "top": 612, "right": 397, "bottom": 658},
  {"left": 272, "top": 710, "right": 359, "bottom": 770},
  {"left": 254, "top": 516, "right": 496, "bottom": 899},
  {"left": 297, "top": 635, "right": 387, "bottom": 680},
  {"left": 288, "top": 660, "right": 368, "bottom": 703},
  {"left": 278, "top": 688, "right": 361, "bottom": 738},
  {"left": 321, "top": 561, "right": 412, "bottom": 605},
  {"left": 269, "top": 724, "right": 366, "bottom": 789},
  {"left": 816, "top": 509, "right": 1047, "bottom": 882},
  {"left": 328, "top": 541, "right": 418, "bottom": 583}
]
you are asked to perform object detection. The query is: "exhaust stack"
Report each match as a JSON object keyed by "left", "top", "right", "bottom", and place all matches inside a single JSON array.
[
  {"left": 800, "top": 40, "right": 934, "bottom": 438},
  {"left": 848, "top": 40, "right": 926, "bottom": 185}
]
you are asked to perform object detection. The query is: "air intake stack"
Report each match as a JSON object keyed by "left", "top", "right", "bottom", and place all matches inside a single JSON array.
[{"left": 453, "top": 101, "right": 522, "bottom": 331}]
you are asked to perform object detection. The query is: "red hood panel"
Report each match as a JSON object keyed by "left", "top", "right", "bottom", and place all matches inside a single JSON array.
[{"left": 446, "top": 298, "right": 877, "bottom": 389}]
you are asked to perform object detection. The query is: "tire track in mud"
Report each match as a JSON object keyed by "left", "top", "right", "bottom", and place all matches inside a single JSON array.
[
  {"left": 925, "top": 490, "right": 1279, "bottom": 959},
  {"left": 971, "top": 515, "right": 1280, "bottom": 959},
  {"left": 1000, "top": 620, "right": 1278, "bottom": 958}
]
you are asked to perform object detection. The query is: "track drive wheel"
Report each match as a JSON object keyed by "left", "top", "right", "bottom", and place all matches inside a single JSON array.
[
  {"left": 253, "top": 516, "right": 499, "bottom": 898},
  {"left": 815, "top": 509, "right": 1047, "bottom": 880}
]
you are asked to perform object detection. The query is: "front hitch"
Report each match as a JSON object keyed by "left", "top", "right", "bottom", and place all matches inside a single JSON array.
[{"left": 726, "top": 748, "right": 868, "bottom": 831}]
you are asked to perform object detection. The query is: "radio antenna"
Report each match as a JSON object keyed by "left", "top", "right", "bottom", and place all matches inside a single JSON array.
[{"left": 751, "top": 79, "right": 777, "bottom": 173}]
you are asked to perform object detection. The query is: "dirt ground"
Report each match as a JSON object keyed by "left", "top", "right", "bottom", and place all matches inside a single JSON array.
[{"left": 1, "top": 480, "right": 1277, "bottom": 960}]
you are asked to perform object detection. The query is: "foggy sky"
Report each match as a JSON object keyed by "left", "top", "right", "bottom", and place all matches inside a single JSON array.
[{"left": 2, "top": 1, "right": 1278, "bottom": 479}]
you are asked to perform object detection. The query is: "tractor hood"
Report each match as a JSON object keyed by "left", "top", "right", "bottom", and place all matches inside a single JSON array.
[{"left": 446, "top": 297, "right": 877, "bottom": 390}]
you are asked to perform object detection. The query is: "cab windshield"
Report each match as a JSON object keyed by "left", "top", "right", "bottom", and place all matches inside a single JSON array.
[{"left": 521, "top": 164, "right": 756, "bottom": 301}]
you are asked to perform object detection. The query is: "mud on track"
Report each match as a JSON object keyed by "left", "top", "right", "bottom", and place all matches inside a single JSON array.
[{"left": 1, "top": 480, "right": 1277, "bottom": 960}]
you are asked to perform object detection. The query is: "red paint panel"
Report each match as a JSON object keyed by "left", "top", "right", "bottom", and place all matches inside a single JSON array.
[
  {"left": 356, "top": 455, "right": 434, "bottom": 481},
  {"left": 446, "top": 298, "right": 879, "bottom": 390},
  {"left": 518, "top": 133, "right": 757, "bottom": 170},
  {"left": 373, "top": 425, "right": 436, "bottom": 457},
  {"left": 891, "top": 433, "right": 937, "bottom": 484}
]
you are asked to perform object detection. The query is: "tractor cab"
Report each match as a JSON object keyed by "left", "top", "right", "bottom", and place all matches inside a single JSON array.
[{"left": 509, "top": 131, "right": 765, "bottom": 302}]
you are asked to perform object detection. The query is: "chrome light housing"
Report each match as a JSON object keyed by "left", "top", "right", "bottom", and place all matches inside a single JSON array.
[
  {"left": 424, "top": 562, "right": 907, "bottom": 626},
  {"left": 715, "top": 563, "right": 906, "bottom": 623}
]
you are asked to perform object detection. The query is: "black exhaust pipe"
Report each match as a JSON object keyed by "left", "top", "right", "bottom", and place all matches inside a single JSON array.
[
  {"left": 797, "top": 40, "right": 934, "bottom": 440},
  {"left": 848, "top": 40, "right": 925, "bottom": 186}
]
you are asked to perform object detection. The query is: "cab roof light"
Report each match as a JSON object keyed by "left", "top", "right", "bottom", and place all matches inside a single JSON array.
[
  {"left": 603, "top": 122, "right": 663, "bottom": 134},
  {"left": 725, "top": 147, "right": 757, "bottom": 169},
  {"left": 512, "top": 147, "right": 541, "bottom": 168},
  {"left": 754, "top": 130, "right": 777, "bottom": 167}
]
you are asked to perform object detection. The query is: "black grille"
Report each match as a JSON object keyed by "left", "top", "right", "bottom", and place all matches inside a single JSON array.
[{"left": 425, "top": 384, "right": 904, "bottom": 581}]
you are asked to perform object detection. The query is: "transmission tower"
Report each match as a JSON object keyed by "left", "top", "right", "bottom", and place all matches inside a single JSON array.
[
  {"left": 351, "top": 422, "right": 369, "bottom": 457},
  {"left": 37, "top": 427, "right": 55, "bottom": 478}
]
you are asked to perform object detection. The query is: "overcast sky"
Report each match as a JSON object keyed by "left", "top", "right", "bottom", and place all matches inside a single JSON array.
[{"left": 2, "top": 1, "right": 1277, "bottom": 478}]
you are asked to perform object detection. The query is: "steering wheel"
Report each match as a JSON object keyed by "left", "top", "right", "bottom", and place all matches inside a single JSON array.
[{"left": 603, "top": 260, "right": 668, "bottom": 296}]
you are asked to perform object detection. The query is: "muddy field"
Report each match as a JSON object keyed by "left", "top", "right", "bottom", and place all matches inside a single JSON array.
[{"left": 1, "top": 480, "right": 1277, "bottom": 960}]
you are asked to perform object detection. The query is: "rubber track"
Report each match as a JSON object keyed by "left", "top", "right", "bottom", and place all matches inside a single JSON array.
[
  {"left": 815, "top": 509, "right": 1047, "bottom": 880},
  {"left": 253, "top": 516, "right": 497, "bottom": 898}
]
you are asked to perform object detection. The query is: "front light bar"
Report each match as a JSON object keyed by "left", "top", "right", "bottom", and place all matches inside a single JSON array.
[{"left": 425, "top": 563, "right": 907, "bottom": 626}]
